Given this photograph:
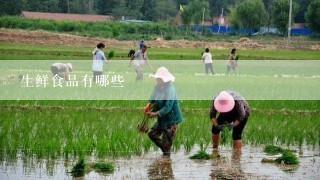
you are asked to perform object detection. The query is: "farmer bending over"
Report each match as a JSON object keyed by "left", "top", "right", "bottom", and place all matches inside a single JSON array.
[
  {"left": 210, "top": 90, "right": 250, "bottom": 151},
  {"left": 146, "top": 67, "right": 183, "bottom": 157},
  {"left": 51, "top": 63, "right": 73, "bottom": 81}
]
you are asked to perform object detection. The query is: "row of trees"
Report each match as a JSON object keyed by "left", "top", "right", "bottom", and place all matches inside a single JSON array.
[
  {"left": 0, "top": 0, "right": 319, "bottom": 34},
  {"left": 0, "top": 0, "right": 180, "bottom": 21},
  {"left": 225, "top": 0, "right": 320, "bottom": 34}
]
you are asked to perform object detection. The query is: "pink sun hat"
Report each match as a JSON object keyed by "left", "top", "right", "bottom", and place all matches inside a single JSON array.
[
  {"left": 214, "top": 91, "right": 235, "bottom": 113},
  {"left": 149, "top": 67, "right": 175, "bottom": 83}
]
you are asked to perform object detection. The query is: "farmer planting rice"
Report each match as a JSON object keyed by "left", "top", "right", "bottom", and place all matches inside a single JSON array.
[
  {"left": 50, "top": 62, "right": 72, "bottom": 81},
  {"left": 129, "top": 45, "right": 152, "bottom": 81},
  {"left": 202, "top": 48, "right": 214, "bottom": 75},
  {"left": 227, "top": 48, "right": 238, "bottom": 74},
  {"left": 210, "top": 90, "right": 250, "bottom": 151},
  {"left": 92, "top": 43, "right": 108, "bottom": 81},
  {"left": 145, "top": 67, "right": 183, "bottom": 157}
]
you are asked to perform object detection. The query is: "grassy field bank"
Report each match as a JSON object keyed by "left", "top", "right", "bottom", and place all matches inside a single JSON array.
[{"left": 1, "top": 42, "right": 320, "bottom": 60}]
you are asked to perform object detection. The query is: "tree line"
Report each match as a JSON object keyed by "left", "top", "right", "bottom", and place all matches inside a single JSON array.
[{"left": 0, "top": 0, "right": 319, "bottom": 34}]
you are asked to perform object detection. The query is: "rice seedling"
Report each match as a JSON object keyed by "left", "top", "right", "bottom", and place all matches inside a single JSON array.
[
  {"left": 220, "top": 126, "right": 232, "bottom": 145},
  {"left": 0, "top": 101, "right": 319, "bottom": 160},
  {"left": 275, "top": 150, "right": 299, "bottom": 165},
  {"left": 138, "top": 103, "right": 157, "bottom": 134},
  {"left": 71, "top": 158, "right": 86, "bottom": 177},
  {"left": 108, "top": 51, "right": 115, "bottom": 59},
  {"left": 189, "top": 150, "right": 211, "bottom": 160},
  {"left": 90, "top": 162, "right": 115, "bottom": 173},
  {"left": 263, "top": 145, "right": 283, "bottom": 155}
]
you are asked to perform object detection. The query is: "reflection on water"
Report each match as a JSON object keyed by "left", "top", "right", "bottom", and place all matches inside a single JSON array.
[
  {"left": 0, "top": 146, "right": 319, "bottom": 179},
  {"left": 148, "top": 157, "right": 174, "bottom": 180},
  {"left": 210, "top": 150, "right": 255, "bottom": 179}
]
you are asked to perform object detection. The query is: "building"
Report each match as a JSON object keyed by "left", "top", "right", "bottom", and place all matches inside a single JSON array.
[
  {"left": 20, "top": 11, "right": 113, "bottom": 22},
  {"left": 173, "top": 12, "right": 229, "bottom": 26}
]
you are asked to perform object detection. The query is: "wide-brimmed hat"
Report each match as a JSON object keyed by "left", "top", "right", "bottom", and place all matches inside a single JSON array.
[
  {"left": 66, "top": 63, "right": 73, "bottom": 71},
  {"left": 149, "top": 67, "right": 175, "bottom": 83},
  {"left": 214, "top": 91, "right": 235, "bottom": 113}
]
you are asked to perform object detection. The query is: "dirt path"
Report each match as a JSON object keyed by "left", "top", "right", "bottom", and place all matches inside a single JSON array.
[{"left": 1, "top": 28, "right": 319, "bottom": 50}]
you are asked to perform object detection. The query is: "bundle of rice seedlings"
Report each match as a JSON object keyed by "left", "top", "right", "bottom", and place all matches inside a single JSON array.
[
  {"left": 71, "top": 158, "right": 86, "bottom": 177},
  {"left": 91, "top": 162, "right": 114, "bottom": 173},
  {"left": 138, "top": 103, "right": 157, "bottom": 133},
  {"left": 220, "top": 126, "right": 232, "bottom": 145},
  {"left": 189, "top": 150, "right": 211, "bottom": 160},
  {"left": 275, "top": 150, "right": 299, "bottom": 165},
  {"left": 263, "top": 145, "right": 283, "bottom": 155}
]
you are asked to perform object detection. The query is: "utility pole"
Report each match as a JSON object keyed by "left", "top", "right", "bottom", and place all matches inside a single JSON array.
[
  {"left": 67, "top": 0, "right": 70, "bottom": 14},
  {"left": 202, "top": 7, "right": 205, "bottom": 26},
  {"left": 218, "top": 8, "right": 224, "bottom": 34},
  {"left": 288, "top": 0, "right": 292, "bottom": 44}
]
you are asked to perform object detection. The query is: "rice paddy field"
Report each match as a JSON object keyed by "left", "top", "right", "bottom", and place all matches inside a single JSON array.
[{"left": 0, "top": 41, "right": 320, "bottom": 179}]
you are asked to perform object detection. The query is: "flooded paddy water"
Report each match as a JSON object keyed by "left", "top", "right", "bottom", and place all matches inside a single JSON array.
[{"left": 0, "top": 145, "right": 319, "bottom": 179}]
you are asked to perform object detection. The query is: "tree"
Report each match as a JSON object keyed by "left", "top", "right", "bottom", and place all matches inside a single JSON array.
[
  {"left": 141, "top": 0, "right": 156, "bottom": 21},
  {"left": 180, "top": 0, "right": 210, "bottom": 25},
  {"left": 0, "top": 0, "right": 24, "bottom": 15},
  {"left": 272, "top": 0, "right": 299, "bottom": 35},
  {"left": 209, "top": 0, "right": 237, "bottom": 17},
  {"left": 230, "top": 0, "right": 268, "bottom": 34},
  {"left": 155, "top": 0, "right": 178, "bottom": 21},
  {"left": 58, "top": 0, "right": 69, "bottom": 13},
  {"left": 95, "top": 0, "right": 117, "bottom": 15},
  {"left": 305, "top": 0, "right": 320, "bottom": 34},
  {"left": 112, "top": 0, "right": 143, "bottom": 19}
]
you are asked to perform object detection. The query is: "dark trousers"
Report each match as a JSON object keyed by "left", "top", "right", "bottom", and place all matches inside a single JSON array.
[
  {"left": 51, "top": 66, "right": 63, "bottom": 78},
  {"left": 212, "top": 117, "right": 248, "bottom": 141},
  {"left": 205, "top": 63, "right": 214, "bottom": 74},
  {"left": 148, "top": 124, "right": 178, "bottom": 153},
  {"left": 93, "top": 71, "right": 103, "bottom": 81}
]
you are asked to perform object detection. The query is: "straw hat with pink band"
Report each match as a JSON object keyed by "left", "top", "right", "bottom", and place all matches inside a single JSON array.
[
  {"left": 149, "top": 67, "right": 175, "bottom": 83},
  {"left": 66, "top": 63, "right": 73, "bottom": 72},
  {"left": 214, "top": 91, "right": 235, "bottom": 113}
]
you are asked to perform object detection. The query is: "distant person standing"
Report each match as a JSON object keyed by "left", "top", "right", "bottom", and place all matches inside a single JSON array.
[
  {"left": 51, "top": 63, "right": 73, "bottom": 81},
  {"left": 129, "top": 45, "right": 152, "bottom": 81},
  {"left": 227, "top": 48, "right": 237, "bottom": 74},
  {"left": 92, "top": 43, "right": 108, "bottom": 81},
  {"left": 202, "top": 48, "right": 214, "bottom": 75},
  {"left": 139, "top": 41, "right": 144, "bottom": 50}
]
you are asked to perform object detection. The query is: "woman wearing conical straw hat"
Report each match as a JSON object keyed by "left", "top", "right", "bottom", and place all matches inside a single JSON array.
[
  {"left": 145, "top": 67, "right": 183, "bottom": 157},
  {"left": 210, "top": 90, "right": 250, "bottom": 151}
]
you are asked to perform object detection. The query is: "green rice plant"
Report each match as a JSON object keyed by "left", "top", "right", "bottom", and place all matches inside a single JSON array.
[
  {"left": 220, "top": 127, "right": 232, "bottom": 145},
  {"left": 189, "top": 150, "right": 211, "bottom": 160},
  {"left": 275, "top": 150, "right": 299, "bottom": 165},
  {"left": 108, "top": 51, "right": 115, "bottom": 60},
  {"left": 91, "top": 162, "right": 114, "bottom": 173},
  {"left": 137, "top": 103, "right": 157, "bottom": 133},
  {"left": 71, "top": 158, "right": 86, "bottom": 177},
  {"left": 263, "top": 145, "right": 283, "bottom": 155}
]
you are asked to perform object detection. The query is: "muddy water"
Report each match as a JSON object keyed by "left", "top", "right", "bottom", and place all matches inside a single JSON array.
[{"left": 0, "top": 146, "right": 319, "bottom": 179}]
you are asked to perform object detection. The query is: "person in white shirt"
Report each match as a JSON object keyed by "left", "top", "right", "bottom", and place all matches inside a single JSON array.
[
  {"left": 92, "top": 43, "right": 108, "bottom": 81},
  {"left": 129, "top": 45, "right": 152, "bottom": 81},
  {"left": 202, "top": 48, "right": 214, "bottom": 75}
]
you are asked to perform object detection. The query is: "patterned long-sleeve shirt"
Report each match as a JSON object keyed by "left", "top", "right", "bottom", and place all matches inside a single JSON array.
[{"left": 210, "top": 90, "right": 250, "bottom": 122}]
